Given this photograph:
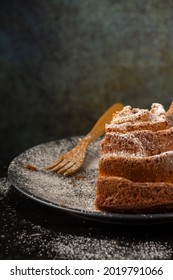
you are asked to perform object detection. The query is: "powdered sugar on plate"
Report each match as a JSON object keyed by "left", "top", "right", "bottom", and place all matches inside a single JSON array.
[
  {"left": 7, "top": 136, "right": 173, "bottom": 224},
  {"left": 8, "top": 137, "right": 100, "bottom": 212}
]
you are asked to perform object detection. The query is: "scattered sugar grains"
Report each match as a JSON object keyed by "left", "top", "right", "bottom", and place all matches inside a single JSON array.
[
  {"left": 8, "top": 137, "right": 101, "bottom": 211},
  {"left": 47, "top": 233, "right": 173, "bottom": 260},
  {"left": 0, "top": 177, "right": 11, "bottom": 198},
  {"left": 0, "top": 177, "right": 173, "bottom": 259},
  {"left": 4, "top": 137, "right": 173, "bottom": 260},
  {"left": 8, "top": 221, "right": 173, "bottom": 260}
]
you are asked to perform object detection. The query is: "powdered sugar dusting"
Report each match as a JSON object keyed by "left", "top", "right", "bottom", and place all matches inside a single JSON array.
[
  {"left": 1, "top": 174, "right": 173, "bottom": 259},
  {"left": 49, "top": 233, "right": 172, "bottom": 260},
  {"left": 8, "top": 137, "right": 100, "bottom": 212},
  {"left": 0, "top": 177, "right": 11, "bottom": 199},
  {"left": 7, "top": 136, "right": 173, "bottom": 223}
]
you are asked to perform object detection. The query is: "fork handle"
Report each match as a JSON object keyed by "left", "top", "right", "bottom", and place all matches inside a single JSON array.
[{"left": 85, "top": 103, "right": 124, "bottom": 143}]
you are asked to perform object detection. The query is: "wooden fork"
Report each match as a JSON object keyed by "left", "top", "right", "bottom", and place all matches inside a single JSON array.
[{"left": 45, "top": 103, "right": 123, "bottom": 176}]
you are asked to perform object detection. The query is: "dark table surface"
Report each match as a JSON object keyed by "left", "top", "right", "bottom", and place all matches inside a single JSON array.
[{"left": 1, "top": 163, "right": 173, "bottom": 260}]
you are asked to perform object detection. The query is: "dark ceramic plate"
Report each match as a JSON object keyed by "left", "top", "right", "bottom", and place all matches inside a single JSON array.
[{"left": 8, "top": 136, "right": 173, "bottom": 224}]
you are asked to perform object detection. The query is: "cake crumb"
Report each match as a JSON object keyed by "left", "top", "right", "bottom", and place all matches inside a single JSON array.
[{"left": 24, "top": 164, "right": 38, "bottom": 171}]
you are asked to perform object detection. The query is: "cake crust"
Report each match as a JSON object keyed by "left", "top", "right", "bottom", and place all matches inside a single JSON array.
[
  {"left": 99, "top": 151, "right": 173, "bottom": 183},
  {"left": 96, "top": 177, "right": 173, "bottom": 213}
]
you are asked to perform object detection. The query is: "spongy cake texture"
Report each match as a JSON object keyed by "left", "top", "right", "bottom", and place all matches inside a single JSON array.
[{"left": 95, "top": 103, "right": 173, "bottom": 213}]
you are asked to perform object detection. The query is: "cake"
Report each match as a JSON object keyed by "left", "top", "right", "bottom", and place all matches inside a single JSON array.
[{"left": 95, "top": 102, "right": 173, "bottom": 213}]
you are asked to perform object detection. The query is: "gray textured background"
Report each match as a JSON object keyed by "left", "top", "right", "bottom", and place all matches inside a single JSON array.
[{"left": 1, "top": 0, "right": 173, "bottom": 163}]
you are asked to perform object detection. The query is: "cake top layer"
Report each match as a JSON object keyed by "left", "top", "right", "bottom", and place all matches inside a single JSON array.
[{"left": 106, "top": 102, "right": 173, "bottom": 132}]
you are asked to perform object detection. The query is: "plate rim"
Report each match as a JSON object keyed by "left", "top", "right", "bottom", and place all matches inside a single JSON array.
[
  {"left": 7, "top": 137, "right": 173, "bottom": 225},
  {"left": 8, "top": 179, "right": 173, "bottom": 224}
]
